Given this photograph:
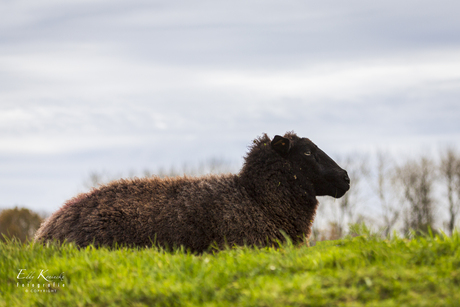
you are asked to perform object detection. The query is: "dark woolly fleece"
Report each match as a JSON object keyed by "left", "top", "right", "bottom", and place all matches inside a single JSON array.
[{"left": 35, "top": 132, "right": 349, "bottom": 252}]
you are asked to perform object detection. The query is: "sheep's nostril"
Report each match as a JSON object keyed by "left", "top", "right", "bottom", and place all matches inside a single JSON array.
[{"left": 344, "top": 174, "right": 350, "bottom": 184}]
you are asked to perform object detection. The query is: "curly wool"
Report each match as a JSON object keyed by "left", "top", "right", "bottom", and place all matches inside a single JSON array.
[{"left": 35, "top": 133, "right": 324, "bottom": 252}]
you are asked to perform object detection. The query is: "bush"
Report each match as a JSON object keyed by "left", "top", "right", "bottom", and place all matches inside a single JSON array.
[{"left": 0, "top": 207, "right": 43, "bottom": 243}]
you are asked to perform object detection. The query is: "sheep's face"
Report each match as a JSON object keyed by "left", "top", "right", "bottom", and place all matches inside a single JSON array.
[{"left": 271, "top": 135, "right": 350, "bottom": 198}]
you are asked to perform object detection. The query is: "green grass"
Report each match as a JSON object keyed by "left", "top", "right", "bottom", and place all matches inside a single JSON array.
[{"left": 1, "top": 231, "right": 459, "bottom": 307}]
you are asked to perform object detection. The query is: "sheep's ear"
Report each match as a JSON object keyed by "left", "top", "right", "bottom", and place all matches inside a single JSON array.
[{"left": 271, "top": 135, "right": 291, "bottom": 155}]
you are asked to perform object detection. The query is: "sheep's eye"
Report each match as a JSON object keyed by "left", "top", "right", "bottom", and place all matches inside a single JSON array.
[{"left": 304, "top": 151, "right": 311, "bottom": 156}]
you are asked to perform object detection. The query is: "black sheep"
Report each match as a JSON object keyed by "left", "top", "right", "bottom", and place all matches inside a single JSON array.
[{"left": 35, "top": 132, "right": 350, "bottom": 252}]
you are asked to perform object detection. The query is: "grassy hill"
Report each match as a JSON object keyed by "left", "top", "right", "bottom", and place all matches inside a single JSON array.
[{"left": 1, "top": 230, "right": 459, "bottom": 306}]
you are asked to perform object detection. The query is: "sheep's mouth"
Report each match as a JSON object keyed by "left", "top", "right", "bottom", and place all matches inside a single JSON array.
[
  {"left": 316, "top": 180, "right": 350, "bottom": 198},
  {"left": 333, "top": 182, "right": 350, "bottom": 198},
  {"left": 322, "top": 172, "right": 350, "bottom": 198}
]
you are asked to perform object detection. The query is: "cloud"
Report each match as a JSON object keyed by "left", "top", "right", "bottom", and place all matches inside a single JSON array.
[{"left": 1, "top": 45, "right": 459, "bottom": 153}]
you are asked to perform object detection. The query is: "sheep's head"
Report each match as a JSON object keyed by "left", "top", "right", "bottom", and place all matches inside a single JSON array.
[{"left": 271, "top": 134, "right": 350, "bottom": 198}]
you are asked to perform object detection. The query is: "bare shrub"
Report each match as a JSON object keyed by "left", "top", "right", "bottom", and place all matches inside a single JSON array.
[
  {"left": 439, "top": 147, "right": 460, "bottom": 235},
  {"left": 84, "top": 158, "right": 236, "bottom": 189},
  {"left": 395, "top": 157, "right": 437, "bottom": 235},
  {"left": 373, "top": 151, "right": 400, "bottom": 237}
]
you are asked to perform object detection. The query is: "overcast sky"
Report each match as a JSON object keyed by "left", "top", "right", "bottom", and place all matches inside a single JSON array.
[{"left": 1, "top": 0, "right": 460, "bottom": 212}]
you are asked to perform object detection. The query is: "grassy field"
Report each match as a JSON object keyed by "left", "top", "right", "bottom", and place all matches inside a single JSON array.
[{"left": 1, "top": 230, "right": 459, "bottom": 307}]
